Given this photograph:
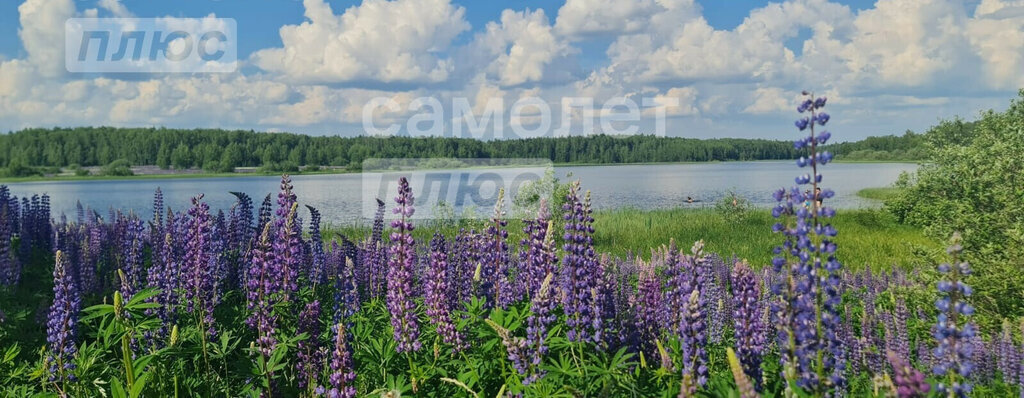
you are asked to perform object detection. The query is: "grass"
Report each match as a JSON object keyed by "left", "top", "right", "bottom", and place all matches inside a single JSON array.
[
  {"left": 856, "top": 187, "right": 904, "bottom": 201},
  {"left": 326, "top": 207, "right": 938, "bottom": 272}
]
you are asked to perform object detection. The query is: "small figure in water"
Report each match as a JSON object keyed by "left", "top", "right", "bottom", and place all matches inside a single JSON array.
[
  {"left": 815, "top": 187, "right": 824, "bottom": 208},
  {"left": 686, "top": 196, "right": 694, "bottom": 204}
]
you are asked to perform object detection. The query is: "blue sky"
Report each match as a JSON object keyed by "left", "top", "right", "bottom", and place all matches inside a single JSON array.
[{"left": 0, "top": 0, "right": 1017, "bottom": 140}]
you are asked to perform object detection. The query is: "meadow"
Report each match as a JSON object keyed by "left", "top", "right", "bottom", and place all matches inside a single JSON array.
[{"left": 0, "top": 94, "right": 1013, "bottom": 398}]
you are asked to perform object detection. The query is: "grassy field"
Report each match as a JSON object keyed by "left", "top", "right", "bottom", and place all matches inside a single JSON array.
[
  {"left": 328, "top": 207, "right": 938, "bottom": 272},
  {"left": 856, "top": 186, "right": 904, "bottom": 201}
]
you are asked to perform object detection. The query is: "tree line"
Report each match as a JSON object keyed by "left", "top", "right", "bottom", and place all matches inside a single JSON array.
[{"left": 0, "top": 127, "right": 925, "bottom": 176}]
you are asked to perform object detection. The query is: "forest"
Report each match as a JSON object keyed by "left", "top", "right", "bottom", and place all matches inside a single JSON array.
[{"left": 0, "top": 127, "right": 926, "bottom": 177}]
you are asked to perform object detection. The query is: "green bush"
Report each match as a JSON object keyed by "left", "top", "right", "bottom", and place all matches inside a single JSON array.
[
  {"left": 101, "top": 159, "right": 134, "bottom": 176},
  {"left": 886, "top": 89, "right": 1024, "bottom": 319}
]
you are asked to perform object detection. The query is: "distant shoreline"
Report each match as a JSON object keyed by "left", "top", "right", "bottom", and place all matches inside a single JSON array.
[{"left": 0, "top": 159, "right": 922, "bottom": 183}]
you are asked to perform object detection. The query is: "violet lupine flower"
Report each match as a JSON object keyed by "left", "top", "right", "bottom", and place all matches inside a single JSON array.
[
  {"left": 387, "top": 177, "right": 421, "bottom": 353},
  {"left": 886, "top": 350, "right": 930, "bottom": 398},
  {"left": 732, "top": 261, "right": 765, "bottom": 390},
  {"left": 424, "top": 233, "right": 465, "bottom": 351},
  {"left": 117, "top": 216, "right": 146, "bottom": 301},
  {"left": 450, "top": 229, "right": 480, "bottom": 307},
  {"left": 184, "top": 195, "right": 218, "bottom": 337},
  {"left": 332, "top": 240, "right": 360, "bottom": 325},
  {"left": 482, "top": 189, "right": 511, "bottom": 309},
  {"left": 932, "top": 232, "right": 974, "bottom": 397},
  {"left": 327, "top": 322, "right": 357, "bottom": 398},
  {"left": 998, "top": 320, "right": 1018, "bottom": 384},
  {"left": 521, "top": 200, "right": 557, "bottom": 299},
  {"left": 257, "top": 194, "right": 273, "bottom": 232},
  {"left": 145, "top": 233, "right": 179, "bottom": 343},
  {"left": 46, "top": 251, "right": 81, "bottom": 383},
  {"left": 772, "top": 92, "right": 844, "bottom": 393},
  {"left": 0, "top": 203, "right": 18, "bottom": 287},
  {"left": 704, "top": 255, "right": 729, "bottom": 345},
  {"left": 361, "top": 198, "right": 387, "bottom": 300},
  {"left": 246, "top": 224, "right": 281, "bottom": 371},
  {"left": 891, "top": 298, "right": 911, "bottom": 363},
  {"left": 633, "top": 258, "right": 665, "bottom": 362},
  {"left": 680, "top": 290, "right": 706, "bottom": 395},
  {"left": 306, "top": 206, "right": 327, "bottom": 285},
  {"left": 727, "top": 348, "right": 760, "bottom": 398},
  {"left": 151, "top": 188, "right": 164, "bottom": 248},
  {"left": 296, "top": 300, "right": 324, "bottom": 391},
  {"left": 523, "top": 272, "right": 558, "bottom": 385},
  {"left": 273, "top": 176, "right": 301, "bottom": 301},
  {"left": 560, "top": 180, "right": 601, "bottom": 344},
  {"left": 486, "top": 318, "right": 530, "bottom": 378}
]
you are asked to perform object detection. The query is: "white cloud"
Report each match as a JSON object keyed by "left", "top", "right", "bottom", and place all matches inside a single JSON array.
[
  {"left": 17, "top": 0, "right": 74, "bottom": 77},
  {"left": 251, "top": 0, "right": 470, "bottom": 85},
  {"left": 554, "top": 0, "right": 669, "bottom": 37},
  {"left": 465, "top": 8, "right": 572, "bottom": 87}
]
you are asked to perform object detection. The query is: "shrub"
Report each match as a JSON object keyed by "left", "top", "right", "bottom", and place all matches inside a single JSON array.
[{"left": 100, "top": 159, "right": 134, "bottom": 176}]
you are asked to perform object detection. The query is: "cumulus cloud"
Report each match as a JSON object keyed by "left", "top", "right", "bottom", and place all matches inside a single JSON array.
[
  {"left": 554, "top": 0, "right": 669, "bottom": 37},
  {"left": 463, "top": 8, "right": 573, "bottom": 87},
  {"left": 251, "top": 0, "right": 470, "bottom": 85}
]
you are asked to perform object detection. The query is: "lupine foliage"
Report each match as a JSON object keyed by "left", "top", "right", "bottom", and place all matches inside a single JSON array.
[{"left": 0, "top": 96, "right": 1022, "bottom": 397}]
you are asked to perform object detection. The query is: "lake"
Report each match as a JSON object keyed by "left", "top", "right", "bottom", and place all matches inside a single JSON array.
[{"left": 2, "top": 162, "right": 917, "bottom": 225}]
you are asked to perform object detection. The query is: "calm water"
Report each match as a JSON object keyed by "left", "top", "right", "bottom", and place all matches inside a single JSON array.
[{"left": 3, "top": 162, "right": 916, "bottom": 225}]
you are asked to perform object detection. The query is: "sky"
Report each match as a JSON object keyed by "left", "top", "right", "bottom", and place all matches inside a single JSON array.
[{"left": 0, "top": 0, "right": 1021, "bottom": 141}]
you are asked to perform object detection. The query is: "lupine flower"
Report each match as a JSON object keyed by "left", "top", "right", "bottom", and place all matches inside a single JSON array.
[
  {"left": 273, "top": 176, "right": 301, "bottom": 301},
  {"left": 772, "top": 92, "right": 845, "bottom": 393},
  {"left": 521, "top": 200, "right": 557, "bottom": 299},
  {"left": 632, "top": 258, "right": 665, "bottom": 361},
  {"left": 327, "top": 322, "right": 356, "bottom": 398},
  {"left": 681, "top": 289, "right": 708, "bottom": 390},
  {"left": 485, "top": 318, "right": 530, "bottom": 378},
  {"left": 424, "top": 233, "right": 464, "bottom": 351},
  {"left": 184, "top": 195, "right": 218, "bottom": 338},
  {"left": 560, "top": 180, "right": 600, "bottom": 344},
  {"left": 46, "top": 251, "right": 80, "bottom": 383},
  {"left": 296, "top": 300, "right": 324, "bottom": 391},
  {"left": 932, "top": 232, "right": 974, "bottom": 397},
  {"left": 482, "top": 189, "right": 511, "bottom": 309},
  {"left": 998, "top": 320, "right": 1018, "bottom": 384},
  {"left": 727, "top": 347, "right": 760, "bottom": 398},
  {"left": 732, "top": 261, "right": 765, "bottom": 390},
  {"left": 0, "top": 202, "right": 18, "bottom": 286},
  {"left": 116, "top": 215, "right": 146, "bottom": 301},
  {"left": 306, "top": 205, "right": 327, "bottom": 285},
  {"left": 387, "top": 177, "right": 421, "bottom": 353},
  {"left": 523, "top": 272, "right": 558, "bottom": 384},
  {"left": 887, "top": 350, "right": 930, "bottom": 397},
  {"left": 246, "top": 224, "right": 280, "bottom": 361},
  {"left": 151, "top": 188, "right": 164, "bottom": 247}
]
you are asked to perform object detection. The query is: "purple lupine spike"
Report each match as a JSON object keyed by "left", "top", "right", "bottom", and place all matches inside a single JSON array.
[
  {"left": 296, "top": 300, "right": 324, "bottom": 391},
  {"left": 680, "top": 289, "right": 706, "bottom": 394},
  {"left": 256, "top": 193, "right": 273, "bottom": 232},
  {"left": 705, "top": 254, "right": 729, "bottom": 345},
  {"left": 449, "top": 229, "right": 479, "bottom": 308},
  {"left": 632, "top": 258, "right": 665, "bottom": 362},
  {"left": 887, "top": 350, "right": 930, "bottom": 397},
  {"left": 327, "top": 322, "right": 357, "bottom": 398},
  {"left": 151, "top": 188, "right": 164, "bottom": 248},
  {"left": 145, "top": 232, "right": 179, "bottom": 343},
  {"left": 117, "top": 216, "right": 146, "bottom": 301},
  {"left": 486, "top": 318, "right": 530, "bottom": 378},
  {"left": 46, "top": 251, "right": 81, "bottom": 383},
  {"left": 732, "top": 261, "right": 765, "bottom": 391},
  {"left": 0, "top": 202, "right": 18, "bottom": 287},
  {"left": 246, "top": 222, "right": 281, "bottom": 386},
  {"left": 424, "top": 233, "right": 465, "bottom": 351},
  {"left": 560, "top": 180, "right": 600, "bottom": 344},
  {"left": 387, "top": 177, "right": 420, "bottom": 353},
  {"left": 932, "top": 232, "right": 974, "bottom": 397},
  {"left": 523, "top": 272, "right": 558, "bottom": 385},
  {"left": 772, "top": 92, "right": 845, "bottom": 394},
  {"left": 184, "top": 195, "right": 218, "bottom": 338},
  {"left": 272, "top": 176, "right": 301, "bottom": 301},
  {"left": 998, "top": 320, "right": 1018, "bottom": 384},
  {"left": 306, "top": 205, "right": 327, "bottom": 285},
  {"left": 892, "top": 298, "right": 911, "bottom": 362},
  {"left": 481, "top": 189, "right": 511, "bottom": 309},
  {"left": 521, "top": 200, "right": 556, "bottom": 299}
]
